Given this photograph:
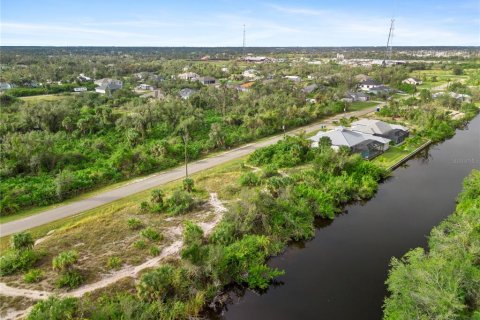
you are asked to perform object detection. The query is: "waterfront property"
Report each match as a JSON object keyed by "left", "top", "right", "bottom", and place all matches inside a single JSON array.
[
  {"left": 350, "top": 119, "right": 409, "bottom": 144},
  {"left": 310, "top": 126, "right": 390, "bottom": 159}
]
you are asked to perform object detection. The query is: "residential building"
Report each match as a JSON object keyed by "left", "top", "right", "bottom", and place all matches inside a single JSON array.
[
  {"left": 95, "top": 78, "right": 123, "bottom": 94},
  {"left": 358, "top": 79, "right": 381, "bottom": 91},
  {"left": 136, "top": 83, "right": 155, "bottom": 91},
  {"left": 141, "top": 89, "right": 165, "bottom": 100},
  {"left": 177, "top": 72, "right": 200, "bottom": 81},
  {"left": 242, "top": 69, "right": 258, "bottom": 79},
  {"left": 284, "top": 75, "right": 301, "bottom": 82},
  {"left": 301, "top": 84, "right": 318, "bottom": 94},
  {"left": 198, "top": 76, "right": 216, "bottom": 85},
  {"left": 73, "top": 87, "right": 87, "bottom": 92},
  {"left": 350, "top": 119, "right": 409, "bottom": 144},
  {"left": 402, "top": 77, "right": 423, "bottom": 85},
  {"left": 342, "top": 92, "right": 370, "bottom": 102},
  {"left": 77, "top": 73, "right": 92, "bottom": 82},
  {"left": 310, "top": 126, "right": 391, "bottom": 159},
  {"left": 179, "top": 88, "right": 196, "bottom": 99},
  {"left": 0, "top": 82, "right": 14, "bottom": 91}
]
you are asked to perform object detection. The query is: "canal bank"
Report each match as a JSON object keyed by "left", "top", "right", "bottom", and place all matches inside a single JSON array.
[{"left": 218, "top": 114, "right": 480, "bottom": 320}]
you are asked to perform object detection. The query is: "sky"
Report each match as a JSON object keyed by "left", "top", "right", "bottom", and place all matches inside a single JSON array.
[{"left": 1, "top": 0, "right": 479, "bottom": 47}]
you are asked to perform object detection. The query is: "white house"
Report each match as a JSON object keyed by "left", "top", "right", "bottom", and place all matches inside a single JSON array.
[
  {"left": 284, "top": 75, "right": 301, "bottom": 82},
  {"left": 73, "top": 87, "right": 87, "bottom": 92},
  {"left": 358, "top": 79, "right": 381, "bottom": 91},
  {"left": 177, "top": 72, "right": 200, "bottom": 81},
  {"left": 77, "top": 73, "right": 92, "bottom": 82},
  {"left": 242, "top": 69, "right": 258, "bottom": 79},
  {"left": 402, "top": 77, "right": 423, "bottom": 85}
]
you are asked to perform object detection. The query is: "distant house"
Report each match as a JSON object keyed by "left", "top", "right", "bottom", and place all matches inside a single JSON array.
[
  {"left": 284, "top": 75, "right": 301, "bottom": 82},
  {"left": 449, "top": 92, "right": 472, "bottom": 102},
  {"left": 367, "top": 85, "right": 393, "bottom": 95},
  {"left": 77, "top": 73, "right": 92, "bottom": 82},
  {"left": 244, "top": 56, "right": 269, "bottom": 63},
  {"left": 73, "top": 87, "right": 87, "bottom": 92},
  {"left": 355, "top": 74, "right": 373, "bottom": 82},
  {"left": 350, "top": 119, "right": 409, "bottom": 144},
  {"left": 310, "top": 126, "right": 390, "bottom": 159},
  {"left": 221, "top": 67, "right": 229, "bottom": 72},
  {"left": 141, "top": 89, "right": 165, "bottom": 100},
  {"left": 342, "top": 92, "right": 370, "bottom": 102},
  {"left": 177, "top": 72, "right": 200, "bottom": 81},
  {"left": 0, "top": 82, "right": 14, "bottom": 91},
  {"left": 402, "top": 77, "right": 423, "bottom": 85},
  {"left": 358, "top": 79, "right": 381, "bottom": 91},
  {"left": 136, "top": 83, "right": 155, "bottom": 91},
  {"left": 301, "top": 84, "right": 318, "bottom": 94},
  {"left": 198, "top": 76, "right": 216, "bottom": 85},
  {"left": 242, "top": 69, "right": 258, "bottom": 79},
  {"left": 179, "top": 88, "right": 196, "bottom": 99},
  {"left": 94, "top": 78, "right": 123, "bottom": 94}
]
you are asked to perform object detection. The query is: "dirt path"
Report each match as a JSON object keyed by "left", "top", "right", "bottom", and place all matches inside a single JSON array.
[{"left": 0, "top": 193, "right": 228, "bottom": 318}]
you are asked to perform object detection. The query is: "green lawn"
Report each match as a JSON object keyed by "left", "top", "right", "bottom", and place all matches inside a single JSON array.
[
  {"left": 349, "top": 101, "right": 378, "bottom": 111},
  {"left": 373, "top": 137, "right": 430, "bottom": 169},
  {"left": 20, "top": 93, "right": 71, "bottom": 103}
]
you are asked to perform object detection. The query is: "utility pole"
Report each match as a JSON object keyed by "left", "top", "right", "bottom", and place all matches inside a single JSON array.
[
  {"left": 242, "top": 24, "right": 246, "bottom": 57},
  {"left": 384, "top": 18, "right": 395, "bottom": 64},
  {"left": 183, "top": 132, "right": 189, "bottom": 178}
]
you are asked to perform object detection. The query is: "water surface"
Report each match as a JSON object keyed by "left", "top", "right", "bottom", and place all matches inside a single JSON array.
[{"left": 221, "top": 115, "right": 480, "bottom": 320}]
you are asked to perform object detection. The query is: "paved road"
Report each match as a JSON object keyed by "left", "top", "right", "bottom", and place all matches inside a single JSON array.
[{"left": 0, "top": 105, "right": 380, "bottom": 236}]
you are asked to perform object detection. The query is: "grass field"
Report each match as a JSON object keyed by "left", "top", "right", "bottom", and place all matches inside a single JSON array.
[
  {"left": 372, "top": 137, "right": 430, "bottom": 169},
  {"left": 20, "top": 93, "right": 72, "bottom": 103}
]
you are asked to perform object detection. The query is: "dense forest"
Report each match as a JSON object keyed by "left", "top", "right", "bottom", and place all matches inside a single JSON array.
[{"left": 383, "top": 169, "right": 480, "bottom": 319}]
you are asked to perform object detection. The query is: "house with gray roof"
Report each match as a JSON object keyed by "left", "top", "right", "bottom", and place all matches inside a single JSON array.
[
  {"left": 179, "top": 88, "right": 196, "bottom": 99},
  {"left": 198, "top": 76, "right": 216, "bottom": 85},
  {"left": 301, "top": 84, "right": 318, "bottom": 94},
  {"left": 94, "top": 78, "right": 123, "bottom": 95},
  {"left": 350, "top": 119, "right": 409, "bottom": 144},
  {"left": 342, "top": 91, "right": 370, "bottom": 102},
  {"left": 310, "top": 126, "right": 390, "bottom": 159}
]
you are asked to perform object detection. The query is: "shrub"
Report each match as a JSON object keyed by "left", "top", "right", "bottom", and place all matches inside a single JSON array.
[
  {"left": 139, "top": 201, "right": 150, "bottom": 212},
  {"left": 106, "top": 256, "right": 122, "bottom": 270},
  {"left": 150, "top": 246, "right": 161, "bottom": 256},
  {"left": 56, "top": 270, "right": 83, "bottom": 289},
  {"left": 238, "top": 172, "right": 261, "bottom": 187},
  {"left": 27, "top": 296, "right": 78, "bottom": 320},
  {"left": 137, "top": 265, "right": 192, "bottom": 303},
  {"left": 134, "top": 240, "right": 147, "bottom": 250},
  {"left": 220, "top": 235, "right": 284, "bottom": 290},
  {"left": 24, "top": 269, "right": 44, "bottom": 283},
  {"left": 52, "top": 250, "right": 78, "bottom": 272},
  {"left": 150, "top": 189, "right": 165, "bottom": 205},
  {"left": 0, "top": 249, "right": 39, "bottom": 276},
  {"left": 166, "top": 189, "right": 196, "bottom": 216},
  {"left": 54, "top": 170, "right": 75, "bottom": 200},
  {"left": 127, "top": 218, "right": 143, "bottom": 230},
  {"left": 181, "top": 221, "right": 207, "bottom": 265},
  {"left": 183, "top": 178, "right": 194, "bottom": 192},
  {"left": 10, "top": 232, "right": 34, "bottom": 251},
  {"left": 140, "top": 227, "right": 162, "bottom": 241}
]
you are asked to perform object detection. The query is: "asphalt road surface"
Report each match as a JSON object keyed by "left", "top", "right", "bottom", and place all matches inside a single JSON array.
[{"left": 0, "top": 105, "right": 380, "bottom": 236}]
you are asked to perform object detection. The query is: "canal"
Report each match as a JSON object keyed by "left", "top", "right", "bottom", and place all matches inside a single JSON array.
[{"left": 220, "top": 115, "right": 480, "bottom": 320}]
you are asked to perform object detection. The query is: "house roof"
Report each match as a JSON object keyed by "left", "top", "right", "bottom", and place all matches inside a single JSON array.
[
  {"left": 310, "top": 126, "right": 392, "bottom": 149},
  {"left": 351, "top": 119, "right": 408, "bottom": 135},
  {"left": 302, "top": 84, "right": 318, "bottom": 93},
  {"left": 179, "top": 88, "right": 196, "bottom": 98},
  {"left": 359, "top": 79, "right": 381, "bottom": 86}
]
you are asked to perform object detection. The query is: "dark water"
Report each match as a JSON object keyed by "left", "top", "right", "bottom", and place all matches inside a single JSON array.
[{"left": 220, "top": 115, "right": 480, "bottom": 320}]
